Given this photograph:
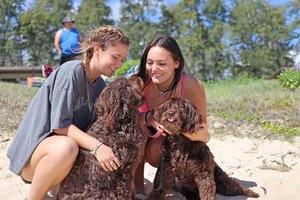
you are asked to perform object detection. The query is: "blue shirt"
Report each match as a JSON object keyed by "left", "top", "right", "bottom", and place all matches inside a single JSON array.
[{"left": 60, "top": 28, "right": 81, "bottom": 55}]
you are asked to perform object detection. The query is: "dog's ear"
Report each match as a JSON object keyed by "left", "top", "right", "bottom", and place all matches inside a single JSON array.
[
  {"left": 152, "top": 97, "right": 174, "bottom": 122},
  {"left": 180, "top": 99, "right": 202, "bottom": 133},
  {"left": 127, "top": 76, "right": 145, "bottom": 107},
  {"left": 102, "top": 77, "right": 144, "bottom": 126},
  {"left": 96, "top": 77, "right": 129, "bottom": 128},
  {"left": 128, "top": 76, "right": 145, "bottom": 93}
]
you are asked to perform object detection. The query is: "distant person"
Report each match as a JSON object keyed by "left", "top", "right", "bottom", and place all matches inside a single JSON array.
[{"left": 54, "top": 15, "right": 82, "bottom": 65}]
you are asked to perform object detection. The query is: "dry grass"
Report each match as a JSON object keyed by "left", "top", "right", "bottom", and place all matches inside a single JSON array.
[
  {"left": 1, "top": 77, "right": 299, "bottom": 140},
  {"left": 0, "top": 82, "right": 38, "bottom": 137}
]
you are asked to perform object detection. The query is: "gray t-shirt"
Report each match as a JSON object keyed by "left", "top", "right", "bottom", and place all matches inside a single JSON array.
[{"left": 7, "top": 60, "right": 106, "bottom": 175}]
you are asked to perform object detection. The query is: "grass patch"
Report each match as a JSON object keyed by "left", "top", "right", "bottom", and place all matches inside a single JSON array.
[
  {"left": 204, "top": 77, "right": 300, "bottom": 140},
  {"left": 0, "top": 82, "right": 38, "bottom": 136},
  {"left": 1, "top": 76, "right": 299, "bottom": 140}
]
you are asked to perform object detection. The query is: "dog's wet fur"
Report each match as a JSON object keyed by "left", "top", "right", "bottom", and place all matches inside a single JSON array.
[
  {"left": 147, "top": 97, "right": 259, "bottom": 200},
  {"left": 59, "top": 77, "right": 147, "bottom": 200}
]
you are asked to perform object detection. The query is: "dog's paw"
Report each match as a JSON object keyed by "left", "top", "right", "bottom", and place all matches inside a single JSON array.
[
  {"left": 135, "top": 193, "right": 148, "bottom": 200},
  {"left": 164, "top": 191, "right": 187, "bottom": 200}
]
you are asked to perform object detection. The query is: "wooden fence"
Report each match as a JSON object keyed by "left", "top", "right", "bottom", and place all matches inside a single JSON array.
[{"left": 0, "top": 66, "right": 43, "bottom": 82}]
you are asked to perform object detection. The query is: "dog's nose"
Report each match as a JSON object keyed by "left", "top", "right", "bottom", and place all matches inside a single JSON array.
[{"left": 167, "top": 111, "right": 176, "bottom": 118}]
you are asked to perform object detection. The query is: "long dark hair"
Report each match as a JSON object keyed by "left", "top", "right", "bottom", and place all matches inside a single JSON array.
[{"left": 137, "top": 35, "right": 185, "bottom": 93}]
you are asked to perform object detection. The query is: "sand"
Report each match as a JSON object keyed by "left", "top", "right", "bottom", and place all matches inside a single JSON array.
[{"left": 0, "top": 135, "right": 299, "bottom": 200}]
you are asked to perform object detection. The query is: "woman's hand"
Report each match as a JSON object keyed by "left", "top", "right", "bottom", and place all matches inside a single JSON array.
[
  {"left": 183, "top": 123, "right": 210, "bottom": 143},
  {"left": 95, "top": 144, "right": 121, "bottom": 171}
]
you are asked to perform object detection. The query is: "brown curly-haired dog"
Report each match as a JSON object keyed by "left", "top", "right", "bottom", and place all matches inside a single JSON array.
[
  {"left": 147, "top": 97, "right": 259, "bottom": 200},
  {"left": 58, "top": 76, "right": 147, "bottom": 200}
]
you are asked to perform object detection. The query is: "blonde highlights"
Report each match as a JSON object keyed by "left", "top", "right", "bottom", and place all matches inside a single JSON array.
[{"left": 80, "top": 25, "right": 129, "bottom": 67}]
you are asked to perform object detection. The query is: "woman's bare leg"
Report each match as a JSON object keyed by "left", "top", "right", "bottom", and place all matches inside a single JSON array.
[
  {"left": 145, "top": 138, "right": 161, "bottom": 167},
  {"left": 21, "top": 135, "right": 79, "bottom": 200},
  {"left": 134, "top": 156, "right": 146, "bottom": 195},
  {"left": 134, "top": 137, "right": 162, "bottom": 195}
]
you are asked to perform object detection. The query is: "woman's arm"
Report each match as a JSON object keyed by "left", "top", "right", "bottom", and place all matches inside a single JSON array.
[
  {"left": 139, "top": 112, "right": 149, "bottom": 127},
  {"left": 182, "top": 122, "right": 210, "bottom": 143},
  {"left": 183, "top": 75, "right": 210, "bottom": 143},
  {"left": 54, "top": 30, "right": 62, "bottom": 55},
  {"left": 53, "top": 125, "right": 121, "bottom": 171}
]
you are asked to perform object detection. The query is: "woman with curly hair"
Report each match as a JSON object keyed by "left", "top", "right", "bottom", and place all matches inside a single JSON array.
[{"left": 7, "top": 25, "right": 129, "bottom": 200}]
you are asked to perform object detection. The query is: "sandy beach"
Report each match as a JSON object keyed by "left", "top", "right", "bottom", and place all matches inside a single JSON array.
[{"left": 1, "top": 134, "right": 299, "bottom": 200}]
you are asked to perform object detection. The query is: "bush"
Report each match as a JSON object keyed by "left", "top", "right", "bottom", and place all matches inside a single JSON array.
[
  {"left": 278, "top": 70, "right": 300, "bottom": 91},
  {"left": 114, "top": 59, "right": 139, "bottom": 77}
]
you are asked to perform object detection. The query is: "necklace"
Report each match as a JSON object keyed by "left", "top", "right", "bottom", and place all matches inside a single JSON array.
[
  {"left": 86, "top": 80, "right": 97, "bottom": 128},
  {"left": 156, "top": 79, "right": 175, "bottom": 95},
  {"left": 86, "top": 80, "right": 92, "bottom": 112},
  {"left": 85, "top": 65, "right": 92, "bottom": 112},
  {"left": 156, "top": 84, "right": 171, "bottom": 95}
]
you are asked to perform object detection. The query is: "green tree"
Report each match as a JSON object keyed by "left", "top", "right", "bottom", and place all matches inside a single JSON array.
[
  {"left": 19, "top": 0, "right": 72, "bottom": 66},
  {"left": 118, "top": 0, "right": 162, "bottom": 60},
  {"left": 287, "top": 0, "right": 300, "bottom": 50},
  {"left": 201, "top": 0, "right": 230, "bottom": 80},
  {"left": 167, "top": 0, "right": 228, "bottom": 81},
  {"left": 76, "top": 0, "right": 114, "bottom": 33},
  {"left": 48, "top": 0, "right": 74, "bottom": 28},
  {"left": 0, "top": 0, "right": 25, "bottom": 66},
  {"left": 156, "top": 4, "right": 179, "bottom": 36},
  {"left": 228, "top": 0, "right": 292, "bottom": 78},
  {"left": 163, "top": 0, "right": 204, "bottom": 77}
]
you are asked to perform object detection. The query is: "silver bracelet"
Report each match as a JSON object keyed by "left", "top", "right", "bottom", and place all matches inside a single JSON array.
[{"left": 90, "top": 142, "right": 103, "bottom": 155}]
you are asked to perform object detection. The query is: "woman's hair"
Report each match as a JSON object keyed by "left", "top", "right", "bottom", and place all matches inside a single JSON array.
[
  {"left": 137, "top": 35, "right": 185, "bottom": 92},
  {"left": 80, "top": 25, "right": 130, "bottom": 66}
]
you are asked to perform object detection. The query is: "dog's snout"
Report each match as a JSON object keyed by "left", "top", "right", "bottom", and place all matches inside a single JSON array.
[{"left": 167, "top": 110, "right": 179, "bottom": 119}]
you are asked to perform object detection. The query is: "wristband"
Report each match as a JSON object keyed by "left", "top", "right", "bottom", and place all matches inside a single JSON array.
[{"left": 90, "top": 142, "right": 103, "bottom": 155}]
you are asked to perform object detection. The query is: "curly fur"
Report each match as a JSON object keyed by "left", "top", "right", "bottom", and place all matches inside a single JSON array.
[
  {"left": 147, "top": 97, "right": 259, "bottom": 200},
  {"left": 58, "top": 76, "right": 147, "bottom": 200}
]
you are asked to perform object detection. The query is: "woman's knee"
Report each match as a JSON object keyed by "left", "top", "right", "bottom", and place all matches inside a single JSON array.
[
  {"left": 145, "top": 138, "right": 162, "bottom": 167},
  {"left": 53, "top": 136, "right": 79, "bottom": 161},
  {"left": 21, "top": 136, "right": 78, "bottom": 181}
]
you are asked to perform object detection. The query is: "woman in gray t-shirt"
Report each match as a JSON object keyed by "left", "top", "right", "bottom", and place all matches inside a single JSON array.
[{"left": 7, "top": 25, "right": 129, "bottom": 200}]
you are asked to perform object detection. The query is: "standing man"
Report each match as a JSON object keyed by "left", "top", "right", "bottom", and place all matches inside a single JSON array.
[{"left": 54, "top": 15, "right": 82, "bottom": 65}]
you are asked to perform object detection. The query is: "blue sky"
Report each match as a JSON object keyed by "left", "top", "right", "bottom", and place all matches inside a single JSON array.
[{"left": 269, "top": 0, "right": 290, "bottom": 5}]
